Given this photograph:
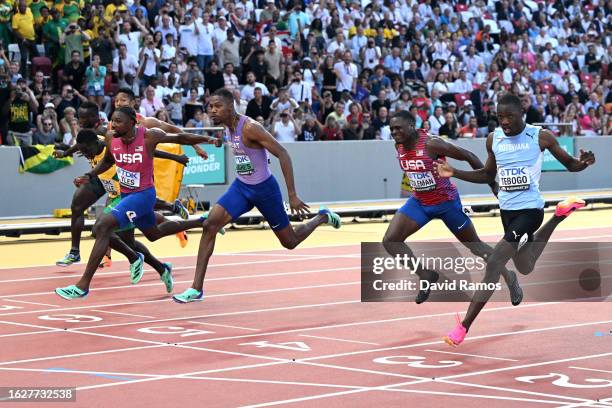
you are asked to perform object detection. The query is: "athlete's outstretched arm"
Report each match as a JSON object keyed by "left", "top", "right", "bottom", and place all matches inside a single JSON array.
[
  {"left": 244, "top": 120, "right": 310, "bottom": 216},
  {"left": 539, "top": 130, "right": 595, "bottom": 172},
  {"left": 53, "top": 144, "right": 79, "bottom": 158},
  {"left": 153, "top": 150, "right": 190, "bottom": 164},
  {"left": 429, "top": 137, "right": 498, "bottom": 194},
  {"left": 434, "top": 133, "right": 497, "bottom": 184},
  {"left": 74, "top": 135, "right": 115, "bottom": 186},
  {"left": 146, "top": 128, "right": 222, "bottom": 147},
  {"left": 142, "top": 117, "right": 209, "bottom": 158}
]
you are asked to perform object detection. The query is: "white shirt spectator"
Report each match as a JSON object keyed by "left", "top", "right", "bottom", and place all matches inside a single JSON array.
[
  {"left": 118, "top": 32, "right": 141, "bottom": 60},
  {"left": 428, "top": 114, "right": 445, "bottom": 135},
  {"left": 502, "top": 66, "right": 517, "bottom": 84},
  {"left": 197, "top": 22, "right": 215, "bottom": 56},
  {"left": 160, "top": 44, "right": 176, "bottom": 70},
  {"left": 141, "top": 97, "right": 164, "bottom": 117},
  {"left": 327, "top": 40, "right": 346, "bottom": 55},
  {"left": 333, "top": 61, "right": 358, "bottom": 92},
  {"left": 288, "top": 81, "right": 313, "bottom": 104},
  {"left": 362, "top": 46, "right": 381, "bottom": 70},
  {"left": 240, "top": 82, "right": 269, "bottom": 101},
  {"left": 141, "top": 47, "right": 160, "bottom": 77},
  {"left": 260, "top": 36, "right": 282, "bottom": 49},
  {"left": 453, "top": 78, "right": 472, "bottom": 93},
  {"left": 212, "top": 25, "right": 227, "bottom": 49},
  {"left": 112, "top": 54, "right": 139, "bottom": 77},
  {"left": 178, "top": 23, "right": 199, "bottom": 56},
  {"left": 273, "top": 120, "right": 297, "bottom": 142}
]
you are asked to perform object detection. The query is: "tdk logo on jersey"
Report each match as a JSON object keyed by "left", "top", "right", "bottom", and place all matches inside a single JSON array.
[
  {"left": 113, "top": 153, "right": 143, "bottom": 164},
  {"left": 400, "top": 159, "right": 426, "bottom": 171},
  {"left": 499, "top": 168, "right": 526, "bottom": 177}
]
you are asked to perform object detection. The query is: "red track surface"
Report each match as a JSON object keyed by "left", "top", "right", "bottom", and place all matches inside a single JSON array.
[{"left": 1, "top": 228, "right": 611, "bottom": 407}]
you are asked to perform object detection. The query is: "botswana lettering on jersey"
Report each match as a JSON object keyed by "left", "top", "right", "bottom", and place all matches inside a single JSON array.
[
  {"left": 113, "top": 153, "right": 143, "bottom": 164},
  {"left": 400, "top": 159, "right": 426, "bottom": 171}
]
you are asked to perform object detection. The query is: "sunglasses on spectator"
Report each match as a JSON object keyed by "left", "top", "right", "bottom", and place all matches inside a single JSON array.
[{"left": 44, "top": 122, "right": 53, "bottom": 126}]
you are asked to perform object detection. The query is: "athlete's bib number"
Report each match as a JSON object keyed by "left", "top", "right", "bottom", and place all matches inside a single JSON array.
[
  {"left": 235, "top": 154, "right": 254, "bottom": 176},
  {"left": 116, "top": 167, "right": 141, "bottom": 189},
  {"left": 407, "top": 172, "right": 436, "bottom": 192},
  {"left": 99, "top": 178, "right": 119, "bottom": 195},
  {"left": 498, "top": 167, "right": 530, "bottom": 192}
]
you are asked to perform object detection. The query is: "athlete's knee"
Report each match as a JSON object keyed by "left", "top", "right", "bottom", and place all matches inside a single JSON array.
[
  {"left": 484, "top": 254, "right": 505, "bottom": 282},
  {"left": 71, "top": 202, "right": 86, "bottom": 215},
  {"left": 514, "top": 255, "right": 536, "bottom": 276},
  {"left": 92, "top": 219, "right": 113, "bottom": 237},
  {"left": 280, "top": 238, "right": 298, "bottom": 250},
  {"left": 202, "top": 219, "right": 224, "bottom": 236}
]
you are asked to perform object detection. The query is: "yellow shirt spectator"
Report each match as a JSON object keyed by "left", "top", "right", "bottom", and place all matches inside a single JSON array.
[{"left": 12, "top": 6, "right": 36, "bottom": 41}]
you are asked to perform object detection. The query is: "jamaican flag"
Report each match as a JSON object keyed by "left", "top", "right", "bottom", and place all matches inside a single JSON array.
[{"left": 18, "top": 145, "right": 74, "bottom": 174}]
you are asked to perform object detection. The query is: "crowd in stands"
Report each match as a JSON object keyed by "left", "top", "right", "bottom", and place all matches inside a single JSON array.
[{"left": 0, "top": 0, "right": 610, "bottom": 146}]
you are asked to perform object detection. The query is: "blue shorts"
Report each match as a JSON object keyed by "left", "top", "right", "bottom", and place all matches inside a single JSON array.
[
  {"left": 398, "top": 195, "right": 471, "bottom": 232},
  {"left": 111, "top": 187, "right": 157, "bottom": 231},
  {"left": 217, "top": 175, "right": 290, "bottom": 231}
]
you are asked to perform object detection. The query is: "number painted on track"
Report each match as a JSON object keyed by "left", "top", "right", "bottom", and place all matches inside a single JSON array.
[
  {"left": 239, "top": 341, "right": 311, "bottom": 352},
  {"left": 515, "top": 373, "right": 612, "bottom": 389},
  {"left": 38, "top": 314, "right": 102, "bottom": 323},
  {"left": 373, "top": 355, "right": 462, "bottom": 368},
  {"left": 137, "top": 326, "right": 214, "bottom": 337}
]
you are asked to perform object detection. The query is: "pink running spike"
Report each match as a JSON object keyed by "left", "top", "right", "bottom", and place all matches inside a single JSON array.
[
  {"left": 443, "top": 313, "right": 467, "bottom": 347},
  {"left": 555, "top": 197, "right": 585, "bottom": 217}
]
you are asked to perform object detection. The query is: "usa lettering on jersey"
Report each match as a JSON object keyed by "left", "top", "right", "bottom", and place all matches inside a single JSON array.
[
  {"left": 400, "top": 159, "right": 426, "bottom": 171},
  {"left": 113, "top": 153, "right": 143, "bottom": 164}
]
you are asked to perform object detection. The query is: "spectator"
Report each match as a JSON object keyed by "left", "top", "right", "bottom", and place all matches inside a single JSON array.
[
  {"left": 271, "top": 88, "right": 298, "bottom": 115},
  {"left": 439, "top": 111, "right": 459, "bottom": 140},
  {"left": 321, "top": 116, "right": 343, "bottom": 141},
  {"left": 34, "top": 106, "right": 59, "bottom": 145},
  {"left": 288, "top": 71, "right": 312, "bottom": 105},
  {"left": 139, "top": 33, "right": 161, "bottom": 86},
  {"left": 220, "top": 30, "right": 240, "bottom": 70},
  {"left": 85, "top": 55, "right": 106, "bottom": 108},
  {"left": 222, "top": 63, "right": 239, "bottom": 92},
  {"left": 343, "top": 118, "right": 363, "bottom": 140},
  {"left": 263, "top": 42, "right": 282, "bottom": 87},
  {"left": 459, "top": 117, "right": 479, "bottom": 138},
  {"left": 55, "top": 84, "right": 86, "bottom": 121},
  {"left": 12, "top": 0, "right": 37, "bottom": 75},
  {"left": 241, "top": 71, "right": 269, "bottom": 102},
  {"left": 63, "top": 50, "right": 86, "bottom": 92},
  {"left": 334, "top": 51, "right": 358, "bottom": 95},
  {"left": 140, "top": 85, "right": 164, "bottom": 117},
  {"left": 166, "top": 92, "right": 183, "bottom": 126},
  {"left": 246, "top": 87, "right": 272, "bottom": 122},
  {"left": 60, "top": 20, "right": 89, "bottom": 67},
  {"left": 428, "top": 106, "right": 446, "bottom": 136},
  {"left": 298, "top": 116, "right": 321, "bottom": 142},
  {"left": 113, "top": 43, "right": 139, "bottom": 92},
  {"left": 272, "top": 110, "right": 299, "bottom": 142}
]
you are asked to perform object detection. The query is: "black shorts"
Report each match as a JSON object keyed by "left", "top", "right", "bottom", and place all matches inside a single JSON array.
[
  {"left": 84, "top": 175, "right": 107, "bottom": 198},
  {"left": 500, "top": 208, "right": 544, "bottom": 245}
]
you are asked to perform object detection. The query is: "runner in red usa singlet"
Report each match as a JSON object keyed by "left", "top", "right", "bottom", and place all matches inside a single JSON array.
[{"left": 383, "top": 111, "right": 523, "bottom": 314}]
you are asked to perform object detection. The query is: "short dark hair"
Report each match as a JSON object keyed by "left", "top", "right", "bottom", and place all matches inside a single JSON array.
[
  {"left": 116, "top": 87, "right": 135, "bottom": 100},
  {"left": 79, "top": 101, "right": 99, "bottom": 116},
  {"left": 115, "top": 106, "right": 137, "bottom": 123},
  {"left": 76, "top": 129, "right": 98, "bottom": 144},
  {"left": 211, "top": 88, "right": 234, "bottom": 105},
  {"left": 392, "top": 110, "right": 417, "bottom": 127},
  {"left": 497, "top": 93, "right": 522, "bottom": 112}
]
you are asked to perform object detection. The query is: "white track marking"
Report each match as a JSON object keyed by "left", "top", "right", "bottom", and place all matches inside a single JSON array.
[
  {"left": 0, "top": 367, "right": 164, "bottom": 378},
  {"left": 424, "top": 349, "right": 519, "bottom": 362},
  {"left": 91, "top": 310, "right": 154, "bottom": 319},
  {"left": 570, "top": 367, "right": 612, "bottom": 375},
  {"left": 0, "top": 329, "right": 62, "bottom": 338},
  {"left": 299, "top": 334, "right": 380, "bottom": 346},
  {"left": 0, "top": 266, "right": 358, "bottom": 300},
  {"left": 438, "top": 352, "right": 612, "bottom": 381},
  {"left": 177, "top": 375, "right": 366, "bottom": 389},
  {"left": 382, "top": 388, "right": 576, "bottom": 405},
  {"left": 3, "top": 299, "right": 60, "bottom": 307},
  {"left": 299, "top": 361, "right": 428, "bottom": 381},
  {"left": 188, "top": 321, "right": 260, "bottom": 331},
  {"left": 435, "top": 378, "right": 607, "bottom": 405},
  {"left": 296, "top": 319, "right": 612, "bottom": 363}
]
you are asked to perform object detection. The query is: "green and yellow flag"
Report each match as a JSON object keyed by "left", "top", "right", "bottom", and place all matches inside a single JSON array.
[{"left": 18, "top": 145, "right": 74, "bottom": 174}]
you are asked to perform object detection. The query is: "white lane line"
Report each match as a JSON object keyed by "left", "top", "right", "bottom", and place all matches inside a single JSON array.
[
  {"left": 569, "top": 366, "right": 612, "bottom": 375},
  {"left": 4, "top": 299, "right": 60, "bottom": 307},
  {"left": 91, "top": 310, "right": 155, "bottom": 319},
  {"left": 424, "top": 349, "right": 519, "bottom": 362},
  {"left": 0, "top": 367, "right": 163, "bottom": 378},
  {"left": 300, "top": 334, "right": 380, "bottom": 346},
  {"left": 188, "top": 321, "right": 260, "bottom": 331},
  {"left": 0, "top": 266, "right": 358, "bottom": 300}
]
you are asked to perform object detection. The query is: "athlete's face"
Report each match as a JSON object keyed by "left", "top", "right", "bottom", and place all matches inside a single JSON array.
[
  {"left": 390, "top": 117, "right": 417, "bottom": 146},
  {"left": 208, "top": 96, "right": 232, "bottom": 125},
  {"left": 76, "top": 141, "right": 99, "bottom": 160},
  {"left": 111, "top": 111, "right": 133, "bottom": 136},
  {"left": 78, "top": 108, "right": 97, "bottom": 129},
  {"left": 497, "top": 104, "right": 524, "bottom": 136},
  {"left": 114, "top": 93, "right": 133, "bottom": 109}
]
